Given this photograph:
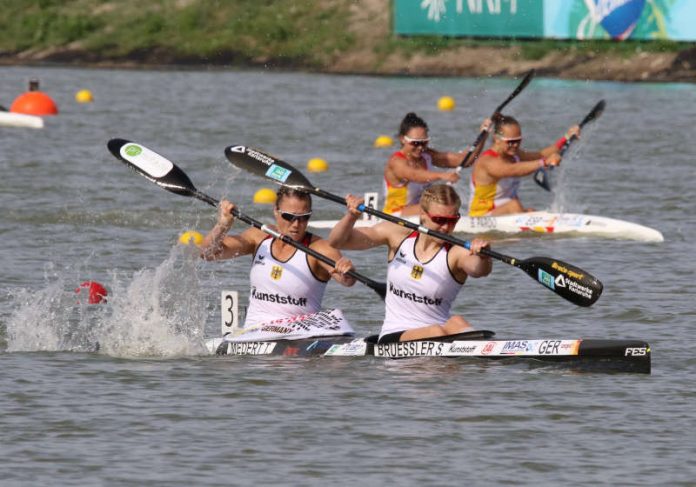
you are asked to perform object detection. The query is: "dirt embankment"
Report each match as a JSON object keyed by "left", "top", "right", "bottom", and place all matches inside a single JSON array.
[
  {"left": 329, "top": 0, "right": 696, "bottom": 82},
  {"left": 2, "top": 0, "right": 695, "bottom": 83}
]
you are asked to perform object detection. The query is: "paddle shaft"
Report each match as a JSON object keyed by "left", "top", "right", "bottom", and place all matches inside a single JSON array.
[
  {"left": 534, "top": 100, "right": 606, "bottom": 190},
  {"left": 560, "top": 99, "right": 606, "bottom": 154},
  {"left": 108, "top": 138, "right": 386, "bottom": 300},
  {"left": 224, "top": 144, "right": 603, "bottom": 306},
  {"left": 459, "top": 69, "right": 535, "bottom": 169},
  {"left": 173, "top": 189, "right": 387, "bottom": 299},
  {"left": 308, "top": 186, "right": 516, "bottom": 263}
]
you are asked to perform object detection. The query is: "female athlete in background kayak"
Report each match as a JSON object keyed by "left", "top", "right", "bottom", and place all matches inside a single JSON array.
[
  {"left": 383, "top": 112, "right": 492, "bottom": 216},
  {"left": 199, "top": 187, "right": 357, "bottom": 331},
  {"left": 329, "top": 184, "right": 492, "bottom": 343},
  {"left": 468, "top": 114, "right": 580, "bottom": 216}
]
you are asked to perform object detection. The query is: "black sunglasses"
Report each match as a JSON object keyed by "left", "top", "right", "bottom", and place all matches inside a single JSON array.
[{"left": 279, "top": 210, "right": 312, "bottom": 223}]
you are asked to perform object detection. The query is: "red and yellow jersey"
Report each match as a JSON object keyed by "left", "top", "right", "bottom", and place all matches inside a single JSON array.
[{"left": 382, "top": 151, "right": 433, "bottom": 214}]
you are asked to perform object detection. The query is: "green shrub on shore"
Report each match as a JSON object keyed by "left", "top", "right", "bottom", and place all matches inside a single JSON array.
[
  {"left": 0, "top": 0, "right": 355, "bottom": 66},
  {"left": 0, "top": 0, "right": 688, "bottom": 69}
]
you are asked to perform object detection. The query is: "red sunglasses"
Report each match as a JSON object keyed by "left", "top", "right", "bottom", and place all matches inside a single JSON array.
[{"left": 426, "top": 212, "right": 461, "bottom": 226}]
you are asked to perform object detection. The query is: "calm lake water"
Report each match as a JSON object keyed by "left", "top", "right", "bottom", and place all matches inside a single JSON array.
[{"left": 1, "top": 65, "right": 694, "bottom": 485}]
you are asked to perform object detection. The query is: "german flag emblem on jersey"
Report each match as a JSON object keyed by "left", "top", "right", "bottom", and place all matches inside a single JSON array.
[
  {"left": 270, "top": 265, "right": 283, "bottom": 280},
  {"left": 410, "top": 265, "right": 424, "bottom": 280}
]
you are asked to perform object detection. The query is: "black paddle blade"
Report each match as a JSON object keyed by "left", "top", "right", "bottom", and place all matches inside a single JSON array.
[
  {"left": 582, "top": 100, "right": 606, "bottom": 127},
  {"left": 533, "top": 167, "right": 552, "bottom": 191},
  {"left": 107, "top": 138, "right": 197, "bottom": 197},
  {"left": 517, "top": 257, "right": 603, "bottom": 307},
  {"left": 225, "top": 145, "right": 314, "bottom": 191},
  {"left": 496, "top": 69, "right": 535, "bottom": 113}
]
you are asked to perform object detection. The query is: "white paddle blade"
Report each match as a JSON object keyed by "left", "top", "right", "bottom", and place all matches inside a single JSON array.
[
  {"left": 108, "top": 138, "right": 198, "bottom": 197},
  {"left": 118, "top": 142, "right": 174, "bottom": 179}
]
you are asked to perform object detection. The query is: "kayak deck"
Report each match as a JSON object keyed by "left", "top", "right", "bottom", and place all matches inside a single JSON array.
[
  {"left": 309, "top": 211, "right": 663, "bottom": 242},
  {"left": 208, "top": 330, "right": 651, "bottom": 374},
  {"left": 0, "top": 111, "right": 44, "bottom": 129}
]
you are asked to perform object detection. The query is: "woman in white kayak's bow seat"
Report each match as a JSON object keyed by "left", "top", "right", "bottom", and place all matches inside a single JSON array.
[
  {"left": 199, "top": 187, "right": 357, "bottom": 335},
  {"left": 383, "top": 112, "right": 492, "bottom": 217},
  {"left": 468, "top": 114, "right": 580, "bottom": 217},
  {"left": 329, "top": 184, "right": 492, "bottom": 344}
]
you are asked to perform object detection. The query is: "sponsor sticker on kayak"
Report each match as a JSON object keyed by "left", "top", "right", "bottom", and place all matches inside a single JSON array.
[
  {"left": 445, "top": 340, "right": 581, "bottom": 357},
  {"left": 324, "top": 339, "right": 368, "bottom": 356}
]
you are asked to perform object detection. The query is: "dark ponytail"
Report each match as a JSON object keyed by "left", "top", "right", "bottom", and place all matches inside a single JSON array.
[{"left": 399, "top": 112, "right": 428, "bottom": 136}]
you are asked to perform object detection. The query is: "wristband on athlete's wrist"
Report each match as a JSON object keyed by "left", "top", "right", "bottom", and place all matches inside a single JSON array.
[
  {"left": 555, "top": 136, "right": 567, "bottom": 150},
  {"left": 538, "top": 158, "right": 547, "bottom": 168}
]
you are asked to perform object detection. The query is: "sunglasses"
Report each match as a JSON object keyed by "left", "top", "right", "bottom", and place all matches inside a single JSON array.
[
  {"left": 403, "top": 135, "right": 430, "bottom": 148},
  {"left": 496, "top": 134, "right": 523, "bottom": 146},
  {"left": 278, "top": 210, "right": 312, "bottom": 223},
  {"left": 426, "top": 212, "right": 461, "bottom": 226}
]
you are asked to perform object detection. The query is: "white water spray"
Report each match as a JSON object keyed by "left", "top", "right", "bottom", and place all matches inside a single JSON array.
[{"left": 6, "top": 246, "right": 210, "bottom": 358}]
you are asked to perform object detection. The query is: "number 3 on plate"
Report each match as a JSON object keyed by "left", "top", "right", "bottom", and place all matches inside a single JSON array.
[{"left": 221, "top": 290, "right": 239, "bottom": 335}]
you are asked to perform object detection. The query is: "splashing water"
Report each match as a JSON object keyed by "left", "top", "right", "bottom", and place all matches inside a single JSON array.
[{"left": 6, "top": 246, "right": 209, "bottom": 358}]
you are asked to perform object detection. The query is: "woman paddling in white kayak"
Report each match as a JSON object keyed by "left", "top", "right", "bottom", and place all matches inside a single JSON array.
[
  {"left": 468, "top": 114, "right": 580, "bottom": 216},
  {"left": 383, "top": 112, "right": 492, "bottom": 216},
  {"left": 329, "top": 184, "right": 492, "bottom": 344},
  {"left": 200, "top": 187, "right": 357, "bottom": 334}
]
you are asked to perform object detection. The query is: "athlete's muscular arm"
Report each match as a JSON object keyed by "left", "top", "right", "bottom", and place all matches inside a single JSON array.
[
  {"left": 524, "top": 124, "right": 582, "bottom": 158},
  {"left": 483, "top": 153, "right": 558, "bottom": 180},
  {"left": 430, "top": 148, "right": 466, "bottom": 168},
  {"left": 387, "top": 155, "right": 459, "bottom": 185},
  {"left": 452, "top": 239, "right": 492, "bottom": 279},
  {"left": 200, "top": 199, "right": 263, "bottom": 261},
  {"left": 328, "top": 194, "right": 412, "bottom": 253},
  {"left": 309, "top": 240, "right": 357, "bottom": 287},
  {"left": 430, "top": 118, "right": 493, "bottom": 168}
]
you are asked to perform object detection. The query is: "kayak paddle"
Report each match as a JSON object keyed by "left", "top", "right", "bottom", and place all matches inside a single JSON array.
[
  {"left": 458, "top": 69, "right": 535, "bottom": 170},
  {"left": 534, "top": 99, "right": 606, "bottom": 191},
  {"left": 107, "top": 138, "right": 387, "bottom": 300},
  {"left": 225, "top": 144, "right": 603, "bottom": 307}
]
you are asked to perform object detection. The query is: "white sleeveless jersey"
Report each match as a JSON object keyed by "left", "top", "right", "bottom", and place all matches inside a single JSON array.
[
  {"left": 244, "top": 236, "right": 328, "bottom": 328},
  {"left": 381, "top": 232, "right": 464, "bottom": 338}
]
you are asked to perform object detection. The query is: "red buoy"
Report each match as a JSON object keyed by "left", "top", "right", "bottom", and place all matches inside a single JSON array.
[
  {"left": 10, "top": 91, "right": 58, "bottom": 115},
  {"left": 75, "top": 281, "right": 108, "bottom": 304}
]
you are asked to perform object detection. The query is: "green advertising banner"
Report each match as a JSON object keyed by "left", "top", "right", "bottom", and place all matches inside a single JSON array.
[
  {"left": 394, "top": 0, "right": 696, "bottom": 41},
  {"left": 544, "top": 0, "right": 696, "bottom": 41},
  {"left": 393, "top": 0, "right": 544, "bottom": 38}
]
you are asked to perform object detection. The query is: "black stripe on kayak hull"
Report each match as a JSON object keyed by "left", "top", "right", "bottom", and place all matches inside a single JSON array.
[{"left": 214, "top": 334, "right": 650, "bottom": 374}]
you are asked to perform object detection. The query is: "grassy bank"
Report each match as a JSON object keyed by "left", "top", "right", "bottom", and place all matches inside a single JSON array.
[
  {"left": 0, "top": 0, "right": 693, "bottom": 80},
  {"left": 0, "top": 0, "right": 355, "bottom": 67}
]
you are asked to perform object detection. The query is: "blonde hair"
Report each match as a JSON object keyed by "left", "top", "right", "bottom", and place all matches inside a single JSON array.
[
  {"left": 420, "top": 184, "right": 461, "bottom": 212},
  {"left": 276, "top": 187, "right": 311, "bottom": 210}
]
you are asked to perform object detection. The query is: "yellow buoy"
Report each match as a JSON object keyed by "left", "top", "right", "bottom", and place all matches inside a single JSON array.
[
  {"left": 75, "top": 89, "right": 94, "bottom": 103},
  {"left": 437, "top": 96, "right": 456, "bottom": 111},
  {"left": 373, "top": 135, "right": 394, "bottom": 148},
  {"left": 307, "top": 158, "right": 329, "bottom": 173},
  {"left": 178, "top": 230, "right": 203, "bottom": 246},
  {"left": 253, "top": 188, "right": 277, "bottom": 204}
]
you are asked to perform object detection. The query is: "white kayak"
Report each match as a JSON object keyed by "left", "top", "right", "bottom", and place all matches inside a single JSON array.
[
  {"left": 0, "top": 111, "right": 44, "bottom": 129},
  {"left": 310, "top": 210, "right": 664, "bottom": 242}
]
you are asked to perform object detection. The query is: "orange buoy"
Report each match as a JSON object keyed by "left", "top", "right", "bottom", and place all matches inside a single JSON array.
[
  {"left": 75, "top": 281, "right": 108, "bottom": 304},
  {"left": 10, "top": 91, "right": 59, "bottom": 115}
]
